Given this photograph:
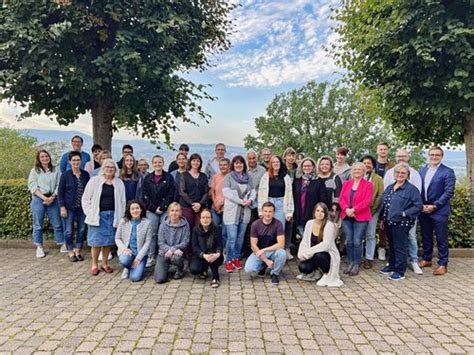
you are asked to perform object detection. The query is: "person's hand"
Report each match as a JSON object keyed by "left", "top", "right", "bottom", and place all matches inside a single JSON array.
[
  {"left": 174, "top": 249, "right": 183, "bottom": 257},
  {"left": 43, "top": 196, "right": 53, "bottom": 206},
  {"left": 132, "top": 258, "right": 140, "bottom": 268},
  {"left": 285, "top": 215, "right": 292, "bottom": 222},
  {"left": 256, "top": 249, "right": 265, "bottom": 258},
  {"left": 203, "top": 254, "right": 211, "bottom": 262},
  {"left": 60, "top": 207, "right": 67, "bottom": 218},
  {"left": 346, "top": 208, "right": 355, "bottom": 218},
  {"left": 165, "top": 250, "right": 173, "bottom": 258},
  {"left": 242, "top": 199, "right": 251, "bottom": 207},
  {"left": 123, "top": 248, "right": 132, "bottom": 256},
  {"left": 299, "top": 255, "right": 307, "bottom": 261},
  {"left": 156, "top": 207, "right": 163, "bottom": 214},
  {"left": 192, "top": 203, "right": 201, "bottom": 212},
  {"left": 209, "top": 253, "right": 220, "bottom": 263}
]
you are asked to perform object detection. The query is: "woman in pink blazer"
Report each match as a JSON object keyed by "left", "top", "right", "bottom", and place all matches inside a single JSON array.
[{"left": 339, "top": 162, "right": 373, "bottom": 276}]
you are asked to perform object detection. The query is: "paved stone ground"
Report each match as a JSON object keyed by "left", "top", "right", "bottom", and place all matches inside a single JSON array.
[{"left": 0, "top": 249, "right": 472, "bottom": 354}]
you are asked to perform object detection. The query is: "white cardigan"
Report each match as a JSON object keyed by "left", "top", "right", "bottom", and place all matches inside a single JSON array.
[
  {"left": 297, "top": 220, "right": 343, "bottom": 287},
  {"left": 82, "top": 176, "right": 126, "bottom": 227},
  {"left": 257, "top": 173, "right": 294, "bottom": 218}
]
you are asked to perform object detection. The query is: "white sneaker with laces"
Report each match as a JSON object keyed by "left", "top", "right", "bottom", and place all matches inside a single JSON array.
[
  {"left": 121, "top": 268, "right": 129, "bottom": 280},
  {"left": 59, "top": 244, "right": 68, "bottom": 253},
  {"left": 285, "top": 249, "right": 294, "bottom": 261},
  {"left": 411, "top": 262, "right": 423, "bottom": 275},
  {"left": 378, "top": 247, "right": 386, "bottom": 261},
  {"left": 36, "top": 246, "right": 45, "bottom": 258}
]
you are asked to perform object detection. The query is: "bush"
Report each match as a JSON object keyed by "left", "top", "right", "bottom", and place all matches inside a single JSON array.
[{"left": 448, "top": 183, "right": 473, "bottom": 248}]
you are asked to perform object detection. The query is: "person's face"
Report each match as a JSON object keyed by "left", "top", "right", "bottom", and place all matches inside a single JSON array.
[
  {"left": 71, "top": 138, "right": 83, "bottom": 151},
  {"left": 100, "top": 154, "right": 112, "bottom": 165},
  {"left": 285, "top": 153, "right": 296, "bottom": 165},
  {"left": 200, "top": 211, "right": 212, "bottom": 228},
  {"left": 262, "top": 206, "right": 274, "bottom": 221},
  {"left": 296, "top": 155, "right": 304, "bottom": 165},
  {"left": 219, "top": 161, "right": 230, "bottom": 174},
  {"left": 168, "top": 206, "right": 181, "bottom": 221},
  {"left": 395, "top": 150, "right": 409, "bottom": 164},
  {"left": 233, "top": 160, "right": 244, "bottom": 173},
  {"left": 352, "top": 165, "right": 364, "bottom": 179},
  {"left": 39, "top": 152, "right": 50, "bottom": 166},
  {"left": 124, "top": 155, "right": 135, "bottom": 169},
  {"left": 69, "top": 155, "right": 81, "bottom": 169},
  {"left": 103, "top": 163, "right": 116, "bottom": 178},
  {"left": 92, "top": 149, "right": 102, "bottom": 160},
  {"left": 302, "top": 160, "right": 314, "bottom": 175},
  {"left": 247, "top": 153, "right": 257, "bottom": 168},
  {"left": 319, "top": 159, "right": 331, "bottom": 174},
  {"left": 314, "top": 206, "right": 326, "bottom": 221},
  {"left": 362, "top": 159, "right": 374, "bottom": 173},
  {"left": 138, "top": 160, "right": 148, "bottom": 173},
  {"left": 152, "top": 157, "right": 164, "bottom": 172},
  {"left": 122, "top": 148, "right": 133, "bottom": 157},
  {"left": 395, "top": 168, "right": 409, "bottom": 184},
  {"left": 215, "top": 145, "right": 226, "bottom": 159},
  {"left": 177, "top": 155, "right": 187, "bottom": 169},
  {"left": 262, "top": 150, "right": 271, "bottom": 163},
  {"left": 130, "top": 203, "right": 142, "bottom": 219},
  {"left": 190, "top": 158, "right": 201, "bottom": 170},
  {"left": 270, "top": 157, "right": 280, "bottom": 172},
  {"left": 336, "top": 153, "right": 346, "bottom": 164},
  {"left": 428, "top": 149, "right": 443, "bottom": 166},
  {"left": 179, "top": 148, "right": 189, "bottom": 157},
  {"left": 377, "top": 145, "right": 389, "bottom": 159}
]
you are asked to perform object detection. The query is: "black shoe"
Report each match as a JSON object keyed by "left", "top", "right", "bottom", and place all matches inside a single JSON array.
[
  {"left": 271, "top": 274, "right": 279, "bottom": 285},
  {"left": 68, "top": 255, "right": 78, "bottom": 262},
  {"left": 76, "top": 254, "right": 84, "bottom": 262},
  {"left": 257, "top": 266, "right": 267, "bottom": 277},
  {"left": 173, "top": 271, "right": 184, "bottom": 280}
]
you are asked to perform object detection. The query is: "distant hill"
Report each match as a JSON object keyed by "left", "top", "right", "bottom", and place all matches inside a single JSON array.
[{"left": 19, "top": 128, "right": 467, "bottom": 177}]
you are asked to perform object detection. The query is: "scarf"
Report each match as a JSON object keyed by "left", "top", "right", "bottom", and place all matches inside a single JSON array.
[
  {"left": 230, "top": 171, "right": 250, "bottom": 184},
  {"left": 301, "top": 173, "right": 315, "bottom": 193}
]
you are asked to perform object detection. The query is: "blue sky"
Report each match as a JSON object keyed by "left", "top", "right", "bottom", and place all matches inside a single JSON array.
[{"left": 0, "top": 0, "right": 341, "bottom": 146}]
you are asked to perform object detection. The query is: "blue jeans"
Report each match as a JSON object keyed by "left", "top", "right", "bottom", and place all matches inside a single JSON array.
[
  {"left": 342, "top": 218, "right": 368, "bottom": 265},
  {"left": 365, "top": 212, "right": 379, "bottom": 260},
  {"left": 269, "top": 197, "right": 286, "bottom": 230},
  {"left": 31, "top": 196, "right": 64, "bottom": 246},
  {"left": 245, "top": 249, "right": 286, "bottom": 276},
  {"left": 118, "top": 254, "right": 148, "bottom": 282},
  {"left": 408, "top": 221, "right": 418, "bottom": 263},
  {"left": 225, "top": 223, "right": 247, "bottom": 262},
  {"left": 146, "top": 211, "right": 167, "bottom": 258},
  {"left": 211, "top": 208, "right": 227, "bottom": 247},
  {"left": 62, "top": 207, "right": 86, "bottom": 250}
]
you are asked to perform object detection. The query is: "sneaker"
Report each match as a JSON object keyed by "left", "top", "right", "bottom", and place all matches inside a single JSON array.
[
  {"left": 285, "top": 249, "right": 294, "bottom": 261},
  {"left": 257, "top": 266, "right": 267, "bottom": 277},
  {"left": 296, "top": 270, "right": 321, "bottom": 281},
  {"left": 232, "top": 259, "right": 243, "bottom": 270},
  {"left": 389, "top": 272, "right": 405, "bottom": 281},
  {"left": 225, "top": 261, "right": 234, "bottom": 273},
  {"left": 146, "top": 256, "right": 155, "bottom": 268},
  {"left": 173, "top": 271, "right": 184, "bottom": 280},
  {"left": 316, "top": 273, "right": 328, "bottom": 287},
  {"left": 363, "top": 259, "right": 373, "bottom": 269},
  {"left": 410, "top": 262, "right": 423, "bottom": 275},
  {"left": 271, "top": 274, "right": 279, "bottom": 285},
  {"left": 121, "top": 268, "right": 129, "bottom": 280},
  {"left": 380, "top": 265, "right": 393, "bottom": 275},
  {"left": 36, "top": 246, "right": 45, "bottom": 258},
  {"left": 59, "top": 244, "right": 68, "bottom": 253},
  {"left": 378, "top": 248, "right": 386, "bottom": 261}
]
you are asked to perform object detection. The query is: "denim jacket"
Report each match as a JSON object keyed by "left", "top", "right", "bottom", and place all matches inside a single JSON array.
[{"left": 380, "top": 181, "right": 422, "bottom": 227}]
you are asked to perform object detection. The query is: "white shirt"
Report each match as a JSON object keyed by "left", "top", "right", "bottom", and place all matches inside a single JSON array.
[
  {"left": 424, "top": 164, "right": 440, "bottom": 200},
  {"left": 383, "top": 166, "right": 422, "bottom": 193}
]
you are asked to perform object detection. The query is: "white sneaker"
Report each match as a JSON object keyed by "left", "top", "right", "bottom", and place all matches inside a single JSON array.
[
  {"left": 296, "top": 270, "right": 321, "bottom": 281},
  {"left": 36, "top": 246, "right": 45, "bottom": 258},
  {"left": 316, "top": 273, "right": 328, "bottom": 287},
  {"left": 121, "top": 268, "right": 129, "bottom": 280},
  {"left": 411, "top": 262, "right": 423, "bottom": 275},
  {"left": 378, "top": 248, "right": 386, "bottom": 261},
  {"left": 59, "top": 244, "right": 68, "bottom": 253},
  {"left": 146, "top": 256, "right": 155, "bottom": 268},
  {"left": 285, "top": 249, "right": 294, "bottom": 261}
]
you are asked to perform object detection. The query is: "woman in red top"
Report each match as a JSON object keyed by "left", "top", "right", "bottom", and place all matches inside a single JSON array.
[{"left": 339, "top": 162, "right": 373, "bottom": 276}]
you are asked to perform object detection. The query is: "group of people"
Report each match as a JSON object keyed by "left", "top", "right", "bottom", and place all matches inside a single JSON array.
[{"left": 28, "top": 136, "right": 456, "bottom": 287}]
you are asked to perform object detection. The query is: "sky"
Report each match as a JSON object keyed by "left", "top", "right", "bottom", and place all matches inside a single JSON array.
[{"left": 0, "top": 0, "right": 341, "bottom": 147}]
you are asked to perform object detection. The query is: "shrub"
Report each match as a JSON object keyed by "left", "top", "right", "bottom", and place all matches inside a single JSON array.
[{"left": 448, "top": 183, "right": 473, "bottom": 248}]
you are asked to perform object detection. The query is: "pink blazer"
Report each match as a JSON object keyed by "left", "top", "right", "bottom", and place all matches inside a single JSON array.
[{"left": 339, "top": 178, "right": 373, "bottom": 222}]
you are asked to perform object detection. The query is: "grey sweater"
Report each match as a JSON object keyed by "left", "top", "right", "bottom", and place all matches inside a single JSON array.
[{"left": 157, "top": 216, "right": 190, "bottom": 256}]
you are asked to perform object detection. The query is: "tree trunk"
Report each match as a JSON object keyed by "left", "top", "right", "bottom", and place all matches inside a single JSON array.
[
  {"left": 91, "top": 97, "right": 113, "bottom": 151},
  {"left": 465, "top": 112, "right": 474, "bottom": 196}
]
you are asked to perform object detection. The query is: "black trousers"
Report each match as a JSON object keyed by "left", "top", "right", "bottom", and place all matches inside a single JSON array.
[
  {"left": 298, "top": 252, "right": 331, "bottom": 274},
  {"left": 189, "top": 255, "right": 224, "bottom": 280}
]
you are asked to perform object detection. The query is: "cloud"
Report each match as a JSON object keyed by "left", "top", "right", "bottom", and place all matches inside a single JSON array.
[{"left": 213, "top": 0, "right": 341, "bottom": 87}]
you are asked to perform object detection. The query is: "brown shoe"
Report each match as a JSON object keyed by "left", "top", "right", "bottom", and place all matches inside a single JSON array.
[
  {"left": 433, "top": 266, "right": 447, "bottom": 275},
  {"left": 418, "top": 260, "right": 432, "bottom": 268},
  {"left": 363, "top": 260, "right": 373, "bottom": 269}
]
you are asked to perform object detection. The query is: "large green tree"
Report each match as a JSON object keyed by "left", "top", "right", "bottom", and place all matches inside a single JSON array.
[
  {"left": 0, "top": 0, "right": 234, "bottom": 150},
  {"left": 332, "top": 0, "right": 474, "bottom": 190},
  {"left": 244, "top": 81, "right": 404, "bottom": 162}
]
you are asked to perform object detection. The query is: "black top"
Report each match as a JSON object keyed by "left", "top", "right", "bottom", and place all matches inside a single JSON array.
[
  {"left": 141, "top": 171, "right": 175, "bottom": 212},
  {"left": 349, "top": 189, "right": 356, "bottom": 208},
  {"left": 310, "top": 233, "right": 321, "bottom": 247},
  {"left": 93, "top": 160, "right": 101, "bottom": 170},
  {"left": 191, "top": 224, "right": 223, "bottom": 258},
  {"left": 292, "top": 177, "right": 325, "bottom": 227},
  {"left": 318, "top": 174, "right": 342, "bottom": 209},
  {"left": 168, "top": 160, "right": 178, "bottom": 173},
  {"left": 375, "top": 162, "right": 387, "bottom": 178},
  {"left": 268, "top": 176, "right": 285, "bottom": 198},
  {"left": 99, "top": 184, "right": 115, "bottom": 211},
  {"left": 179, "top": 171, "right": 209, "bottom": 208}
]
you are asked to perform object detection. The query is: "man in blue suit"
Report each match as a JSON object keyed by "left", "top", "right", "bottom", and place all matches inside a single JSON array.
[{"left": 418, "top": 146, "right": 456, "bottom": 275}]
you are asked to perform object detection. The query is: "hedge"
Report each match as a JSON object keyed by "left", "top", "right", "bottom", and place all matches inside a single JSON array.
[{"left": 0, "top": 178, "right": 472, "bottom": 247}]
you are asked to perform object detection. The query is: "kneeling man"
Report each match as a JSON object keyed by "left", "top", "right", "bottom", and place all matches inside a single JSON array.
[{"left": 245, "top": 201, "right": 286, "bottom": 284}]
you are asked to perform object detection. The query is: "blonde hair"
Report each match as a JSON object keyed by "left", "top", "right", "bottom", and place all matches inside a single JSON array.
[
  {"left": 167, "top": 202, "right": 182, "bottom": 214},
  {"left": 351, "top": 162, "right": 367, "bottom": 175},
  {"left": 99, "top": 158, "right": 119, "bottom": 178}
]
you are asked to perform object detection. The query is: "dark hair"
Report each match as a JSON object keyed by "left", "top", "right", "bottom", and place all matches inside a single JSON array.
[
  {"left": 120, "top": 155, "right": 140, "bottom": 182},
  {"left": 35, "top": 149, "right": 54, "bottom": 172},
  {"left": 187, "top": 153, "right": 203, "bottom": 171},
  {"left": 124, "top": 200, "right": 146, "bottom": 221},
  {"left": 91, "top": 144, "right": 102, "bottom": 152},
  {"left": 377, "top": 142, "right": 390, "bottom": 148},
  {"left": 220, "top": 157, "right": 231, "bottom": 165},
  {"left": 68, "top": 150, "right": 82, "bottom": 161},
  {"left": 313, "top": 202, "right": 329, "bottom": 243},
  {"left": 179, "top": 144, "right": 190, "bottom": 152},
  {"left": 336, "top": 146, "right": 349, "bottom": 156},
  {"left": 262, "top": 201, "right": 276, "bottom": 211},
  {"left": 428, "top": 145, "right": 444, "bottom": 156},
  {"left": 268, "top": 155, "right": 288, "bottom": 178},
  {"left": 230, "top": 155, "right": 247, "bottom": 172},
  {"left": 360, "top": 154, "right": 377, "bottom": 169},
  {"left": 122, "top": 144, "right": 133, "bottom": 152},
  {"left": 71, "top": 135, "right": 83, "bottom": 143}
]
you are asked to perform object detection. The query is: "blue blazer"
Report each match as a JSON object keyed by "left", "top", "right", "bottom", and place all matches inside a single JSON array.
[
  {"left": 380, "top": 181, "right": 422, "bottom": 227},
  {"left": 58, "top": 169, "right": 90, "bottom": 210},
  {"left": 419, "top": 163, "right": 456, "bottom": 217}
]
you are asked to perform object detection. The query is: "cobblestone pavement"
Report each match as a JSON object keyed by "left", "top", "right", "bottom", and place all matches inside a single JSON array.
[{"left": 0, "top": 249, "right": 472, "bottom": 354}]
